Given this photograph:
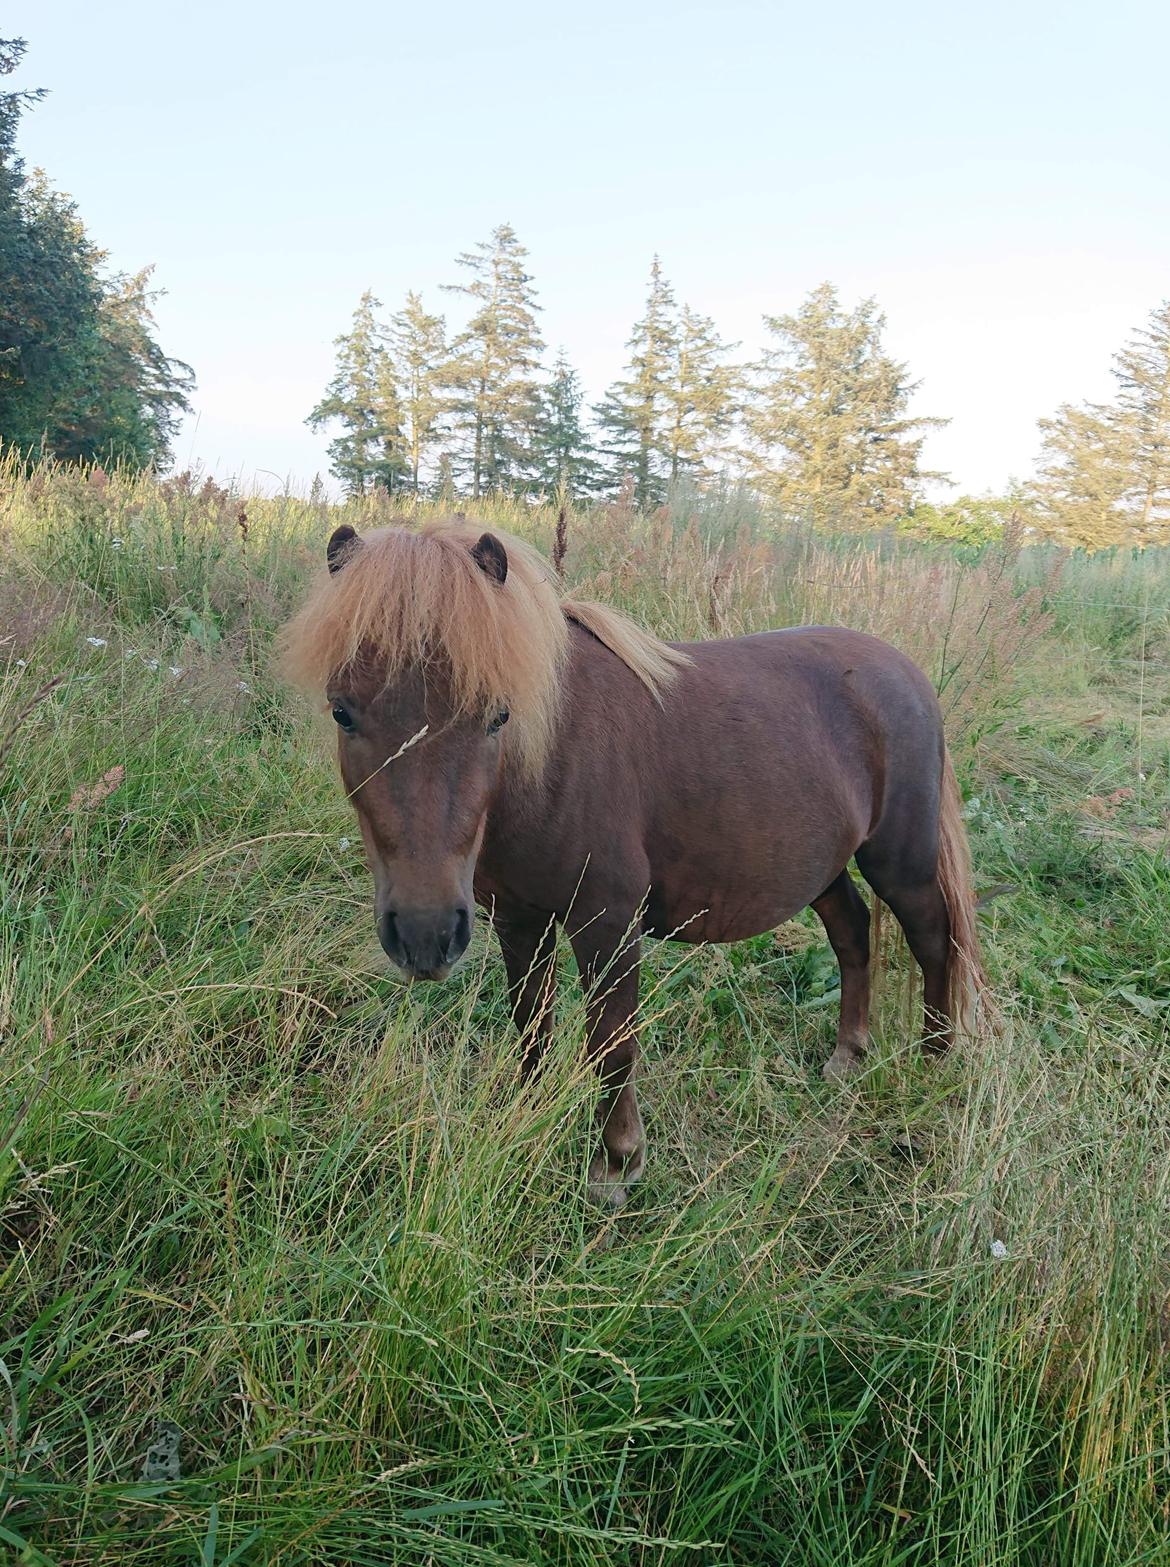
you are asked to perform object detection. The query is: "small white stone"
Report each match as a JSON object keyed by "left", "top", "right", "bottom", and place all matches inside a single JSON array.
[
  {"left": 236, "top": 680, "right": 251, "bottom": 693},
  {"left": 338, "top": 837, "right": 351, "bottom": 851},
  {"left": 990, "top": 1239, "right": 1008, "bottom": 1260},
  {"left": 86, "top": 636, "right": 108, "bottom": 648}
]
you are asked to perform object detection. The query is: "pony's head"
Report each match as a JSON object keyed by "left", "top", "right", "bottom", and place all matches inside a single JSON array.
[{"left": 282, "top": 520, "right": 568, "bottom": 980}]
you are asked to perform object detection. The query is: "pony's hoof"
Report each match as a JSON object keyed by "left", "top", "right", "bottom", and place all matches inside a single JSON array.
[
  {"left": 588, "top": 1176, "right": 630, "bottom": 1210},
  {"left": 822, "top": 1047, "right": 864, "bottom": 1083},
  {"left": 587, "top": 1143, "right": 646, "bottom": 1210}
]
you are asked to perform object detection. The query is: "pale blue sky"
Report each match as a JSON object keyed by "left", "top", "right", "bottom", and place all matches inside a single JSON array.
[{"left": 11, "top": 1, "right": 1169, "bottom": 494}]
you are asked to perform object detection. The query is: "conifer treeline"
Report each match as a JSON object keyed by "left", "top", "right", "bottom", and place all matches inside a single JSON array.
[
  {"left": 310, "top": 223, "right": 1170, "bottom": 545},
  {"left": 307, "top": 224, "right": 945, "bottom": 526},
  {"left": 4, "top": 24, "right": 1166, "bottom": 546}
]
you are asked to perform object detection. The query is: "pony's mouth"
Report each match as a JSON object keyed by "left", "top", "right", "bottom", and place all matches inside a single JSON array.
[
  {"left": 377, "top": 906, "right": 472, "bottom": 980},
  {"left": 390, "top": 959, "right": 457, "bottom": 984}
]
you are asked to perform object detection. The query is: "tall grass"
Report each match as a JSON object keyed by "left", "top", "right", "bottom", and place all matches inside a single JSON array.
[{"left": 1, "top": 459, "right": 1168, "bottom": 1564}]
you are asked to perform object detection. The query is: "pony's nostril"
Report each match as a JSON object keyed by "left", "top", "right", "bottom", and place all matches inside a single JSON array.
[
  {"left": 444, "top": 906, "right": 472, "bottom": 964},
  {"left": 378, "top": 909, "right": 404, "bottom": 963}
]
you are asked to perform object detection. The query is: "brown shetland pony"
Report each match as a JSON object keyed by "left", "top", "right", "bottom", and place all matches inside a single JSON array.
[{"left": 283, "top": 519, "right": 985, "bottom": 1207}]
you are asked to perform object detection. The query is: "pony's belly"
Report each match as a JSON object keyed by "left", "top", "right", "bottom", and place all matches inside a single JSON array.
[
  {"left": 645, "top": 883, "right": 817, "bottom": 945},
  {"left": 644, "top": 810, "right": 857, "bottom": 943}
]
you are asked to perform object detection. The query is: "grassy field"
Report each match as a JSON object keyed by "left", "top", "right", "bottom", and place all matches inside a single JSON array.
[{"left": 1, "top": 463, "right": 1168, "bottom": 1565}]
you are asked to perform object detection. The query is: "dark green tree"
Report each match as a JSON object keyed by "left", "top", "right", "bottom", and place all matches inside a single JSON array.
[
  {"left": 531, "top": 351, "right": 603, "bottom": 498},
  {"left": 443, "top": 223, "right": 545, "bottom": 497},
  {"left": 0, "top": 38, "right": 192, "bottom": 467},
  {"left": 388, "top": 290, "right": 448, "bottom": 493},
  {"left": 307, "top": 291, "right": 407, "bottom": 496},
  {"left": 663, "top": 305, "right": 739, "bottom": 483},
  {"left": 51, "top": 266, "right": 194, "bottom": 467},
  {"left": 594, "top": 257, "right": 679, "bottom": 508}
]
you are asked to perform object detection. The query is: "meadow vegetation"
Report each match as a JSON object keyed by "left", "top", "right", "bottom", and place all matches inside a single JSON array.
[{"left": 1, "top": 461, "right": 1168, "bottom": 1564}]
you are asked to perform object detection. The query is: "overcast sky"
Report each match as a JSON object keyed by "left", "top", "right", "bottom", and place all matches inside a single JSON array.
[{"left": 10, "top": 1, "right": 1169, "bottom": 495}]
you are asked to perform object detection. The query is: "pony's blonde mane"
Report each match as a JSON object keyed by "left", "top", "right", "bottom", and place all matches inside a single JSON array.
[
  {"left": 281, "top": 519, "right": 689, "bottom": 777},
  {"left": 562, "top": 598, "right": 692, "bottom": 694}
]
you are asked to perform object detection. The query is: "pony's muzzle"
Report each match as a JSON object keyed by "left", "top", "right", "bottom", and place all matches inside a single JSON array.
[{"left": 378, "top": 904, "right": 472, "bottom": 980}]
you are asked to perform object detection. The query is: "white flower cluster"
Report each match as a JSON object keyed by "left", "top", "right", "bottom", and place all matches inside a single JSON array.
[{"left": 122, "top": 649, "right": 184, "bottom": 676}]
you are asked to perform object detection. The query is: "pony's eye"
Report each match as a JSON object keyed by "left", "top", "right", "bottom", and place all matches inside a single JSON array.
[
  {"left": 331, "top": 704, "right": 354, "bottom": 731},
  {"left": 487, "top": 708, "right": 510, "bottom": 736}
]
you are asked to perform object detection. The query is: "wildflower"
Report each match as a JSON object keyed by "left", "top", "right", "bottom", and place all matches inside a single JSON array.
[
  {"left": 169, "top": 666, "right": 184, "bottom": 678},
  {"left": 236, "top": 680, "right": 251, "bottom": 693},
  {"left": 67, "top": 764, "right": 125, "bottom": 814},
  {"left": 990, "top": 1239, "right": 1008, "bottom": 1260},
  {"left": 144, "top": 658, "right": 159, "bottom": 672},
  {"left": 156, "top": 564, "right": 177, "bottom": 573},
  {"left": 86, "top": 636, "right": 108, "bottom": 649},
  {"left": 62, "top": 764, "right": 125, "bottom": 841},
  {"left": 338, "top": 836, "right": 351, "bottom": 851}
]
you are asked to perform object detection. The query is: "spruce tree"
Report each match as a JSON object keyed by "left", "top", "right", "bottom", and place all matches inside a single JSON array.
[
  {"left": 388, "top": 290, "right": 447, "bottom": 493},
  {"left": 594, "top": 257, "right": 679, "bottom": 509},
  {"left": 1114, "top": 300, "right": 1170, "bottom": 540},
  {"left": 307, "top": 291, "right": 406, "bottom": 496},
  {"left": 531, "top": 351, "right": 602, "bottom": 498},
  {"left": 1032, "top": 402, "right": 1129, "bottom": 547},
  {"left": 443, "top": 223, "right": 544, "bottom": 497},
  {"left": 1032, "top": 301, "right": 1170, "bottom": 547},
  {"left": 663, "top": 305, "right": 739, "bottom": 483},
  {"left": 745, "top": 282, "right": 947, "bottom": 526}
]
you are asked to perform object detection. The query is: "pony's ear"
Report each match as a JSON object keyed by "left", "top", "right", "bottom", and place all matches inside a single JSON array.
[
  {"left": 327, "top": 524, "right": 360, "bottom": 574},
  {"left": 470, "top": 531, "right": 508, "bottom": 585}
]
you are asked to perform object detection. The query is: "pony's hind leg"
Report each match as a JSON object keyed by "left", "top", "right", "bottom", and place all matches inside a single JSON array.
[
  {"left": 856, "top": 851, "right": 953, "bottom": 1053},
  {"left": 812, "top": 871, "right": 872, "bottom": 1081},
  {"left": 882, "top": 880, "right": 952, "bottom": 1051}
]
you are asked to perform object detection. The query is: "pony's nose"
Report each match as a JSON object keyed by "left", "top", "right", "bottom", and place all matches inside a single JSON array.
[{"left": 378, "top": 906, "right": 472, "bottom": 978}]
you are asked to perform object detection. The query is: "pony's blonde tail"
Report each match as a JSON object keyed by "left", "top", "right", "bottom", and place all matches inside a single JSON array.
[{"left": 937, "top": 746, "right": 988, "bottom": 1039}]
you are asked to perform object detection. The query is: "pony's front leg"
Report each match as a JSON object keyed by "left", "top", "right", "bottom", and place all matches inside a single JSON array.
[
  {"left": 812, "top": 871, "right": 872, "bottom": 1081},
  {"left": 568, "top": 916, "right": 646, "bottom": 1209},
  {"left": 495, "top": 911, "right": 559, "bottom": 1079}
]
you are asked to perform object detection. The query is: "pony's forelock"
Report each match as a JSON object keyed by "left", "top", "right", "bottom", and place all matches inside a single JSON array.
[{"left": 281, "top": 519, "right": 686, "bottom": 777}]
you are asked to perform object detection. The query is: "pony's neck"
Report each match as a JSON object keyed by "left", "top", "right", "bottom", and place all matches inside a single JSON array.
[{"left": 490, "top": 618, "right": 650, "bottom": 839}]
